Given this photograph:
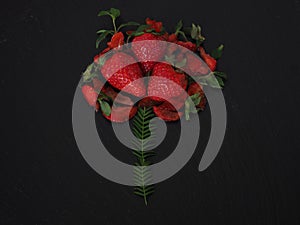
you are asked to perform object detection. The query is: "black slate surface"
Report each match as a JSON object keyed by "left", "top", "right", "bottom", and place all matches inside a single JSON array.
[{"left": 2, "top": 0, "right": 300, "bottom": 224}]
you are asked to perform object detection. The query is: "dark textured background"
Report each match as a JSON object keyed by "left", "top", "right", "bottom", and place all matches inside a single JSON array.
[{"left": 2, "top": 0, "right": 300, "bottom": 224}]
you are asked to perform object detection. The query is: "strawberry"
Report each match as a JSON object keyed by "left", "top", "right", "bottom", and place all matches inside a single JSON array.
[
  {"left": 100, "top": 52, "right": 146, "bottom": 97},
  {"left": 103, "top": 105, "right": 137, "bottom": 123},
  {"left": 176, "top": 41, "right": 197, "bottom": 52},
  {"left": 153, "top": 103, "right": 183, "bottom": 121},
  {"left": 146, "top": 18, "right": 163, "bottom": 33},
  {"left": 138, "top": 97, "right": 163, "bottom": 108},
  {"left": 82, "top": 85, "right": 99, "bottom": 109},
  {"left": 132, "top": 33, "right": 167, "bottom": 73},
  {"left": 101, "top": 85, "right": 134, "bottom": 106},
  {"left": 167, "top": 34, "right": 178, "bottom": 42},
  {"left": 148, "top": 63, "right": 187, "bottom": 101},
  {"left": 188, "top": 82, "right": 207, "bottom": 110},
  {"left": 199, "top": 46, "right": 217, "bottom": 71},
  {"left": 107, "top": 32, "right": 124, "bottom": 49},
  {"left": 183, "top": 52, "right": 209, "bottom": 76},
  {"left": 92, "top": 78, "right": 104, "bottom": 92}
]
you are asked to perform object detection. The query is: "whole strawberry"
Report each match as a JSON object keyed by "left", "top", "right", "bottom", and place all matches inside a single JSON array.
[
  {"left": 81, "top": 85, "right": 99, "bottom": 111},
  {"left": 148, "top": 63, "right": 187, "bottom": 101},
  {"left": 199, "top": 46, "right": 217, "bottom": 71},
  {"left": 101, "top": 52, "right": 146, "bottom": 97},
  {"left": 132, "top": 33, "right": 167, "bottom": 73}
]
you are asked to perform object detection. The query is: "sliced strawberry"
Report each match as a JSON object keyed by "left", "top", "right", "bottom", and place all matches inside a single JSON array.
[
  {"left": 103, "top": 106, "right": 137, "bottom": 123},
  {"left": 100, "top": 52, "right": 146, "bottom": 97},
  {"left": 81, "top": 85, "right": 99, "bottom": 108}
]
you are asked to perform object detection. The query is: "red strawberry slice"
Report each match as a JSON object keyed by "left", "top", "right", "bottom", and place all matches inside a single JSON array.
[
  {"left": 132, "top": 33, "right": 167, "bottom": 73},
  {"left": 199, "top": 46, "right": 217, "bottom": 71},
  {"left": 188, "top": 82, "right": 207, "bottom": 110},
  {"left": 148, "top": 63, "right": 187, "bottom": 101},
  {"left": 103, "top": 106, "right": 137, "bottom": 123},
  {"left": 153, "top": 103, "right": 183, "bottom": 121},
  {"left": 82, "top": 85, "right": 99, "bottom": 109},
  {"left": 100, "top": 52, "right": 146, "bottom": 97}
]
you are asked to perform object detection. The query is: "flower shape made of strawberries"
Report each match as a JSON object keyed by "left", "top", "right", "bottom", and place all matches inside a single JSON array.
[{"left": 81, "top": 9, "right": 227, "bottom": 123}]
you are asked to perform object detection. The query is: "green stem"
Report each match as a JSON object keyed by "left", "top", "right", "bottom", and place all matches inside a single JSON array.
[{"left": 112, "top": 18, "right": 117, "bottom": 33}]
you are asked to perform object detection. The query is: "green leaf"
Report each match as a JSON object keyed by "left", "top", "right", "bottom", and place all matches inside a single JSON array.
[
  {"left": 96, "top": 30, "right": 113, "bottom": 48},
  {"left": 175, "top": 58, "right": 187, "bottom": 68},
  {"left": 215, "top": 76, "right": 224, "bottom": 88},
  {"left": 211, "top": 44, "right": 224, "bottom": 60},
  {"left": 98, "top": 8, "right": 120, "bottom": 19},
  {"left": 191, "top": 24, "right": 198, "bottom": 39},
  {"left": 206, "top": 75, "right": 222, "bottom": 89},
  {"left": 118, "top": 21, "right": 140, "bottom": 31},
  {"left": 190, "top": 24, "right": 205, "bottom": 45},
  {"left": 214, "top": 71, "right": 227, "bottom": 80},
  {"left": 98, "top": 10, "right": 112, "bottom": 17},
  {"left": 175, "top": 20, "right": 183, "bottom": 34},
  {"left": 109, "top": 8, "right": 120, "bottom": 19},
  {"left": 82, "top": 64, "right": 96, "bottom": 82},
  {"left": 96, "top": 29, "right": 109, "bottom": 34},
  {"left": 100, "top": 101, "right": 111, "bottom": 116}
]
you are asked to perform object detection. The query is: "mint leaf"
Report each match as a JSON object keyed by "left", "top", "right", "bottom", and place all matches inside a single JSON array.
[
  {"left": 214, "top": 71, "right": 227, "bottom": 80},
  {"left": 118, "top": 21, "right": 139, "bottom": 31},
  {"left": 175, "top": 20, "right": 183, "bottom": 34},
  {"left": 100, "top": 101, "right": 111, "bottom": 116},
  {"left": 98, "top": 10, "right": 111, "bottom": 17},
  {"left": 206, "top": 75, "right": 222, "bottom": 89},
  {"left": 109, "top": 8, "right": 120, "bottom": 19},
  {"left": 211, "top": 44, "right": 224, "bottom": 60},
  {"left": 96, "top": 29, "right": 109, "bottom": 34},
  {"left": 96, "top": 30, "right": 113, "bottom": 48}
]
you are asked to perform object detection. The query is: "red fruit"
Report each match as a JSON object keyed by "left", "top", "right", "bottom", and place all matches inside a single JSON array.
[
  {"left": 167, "top": 34, "right": 178, "bottom": 42},
  {"left": 92, "top": 78, "right": 104, "bottom": 92},
  {"left": 103, "top": 106, "right": 137, "bottom": 123},
  {"left": 101, "top": 85, "right": 134, "bottom": 106},
  {"left": 132, "top": 33, "right": 167, "bottom": 73},
  {"left": 188, "top": 82, "right": 207, "bottom": 110},
  {"left": 146, "top": 18, "right": 163, "bottom": 33},
  {"left": 153, "top": 104, "right": 183, "bottom": 121},
  {"left": 199, "top": 46, "right": 217, "bottom": 71},
  {"left": 177, "top": 41, "right": 197, "bottom": 52},
  {"left": 183, "top": 52, "right": 209, "bottom": 76},
  {"left": 148, "top": 63, "right": 187, "bottom": 101},
  {"left": 100, "top": 52, "right": 146, "bottom": 97},
  {"left": 82, "top": 85, "right": 99, "bottom": 108},
  {"left": 107, "top": 32, "right": 124, "bottom": 49},
  {"left": 138, "top": 97, "right": 163, "bottom": 108}
]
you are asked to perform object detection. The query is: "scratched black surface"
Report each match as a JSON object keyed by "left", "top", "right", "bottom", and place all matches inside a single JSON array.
[{"left": 2, "top": 0, "right": 300, "bottom": 224}]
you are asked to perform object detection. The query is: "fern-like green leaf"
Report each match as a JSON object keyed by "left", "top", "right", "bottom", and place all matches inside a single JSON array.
[{"left": 131, "top": 107, "right": 156, "bottom": 205}]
